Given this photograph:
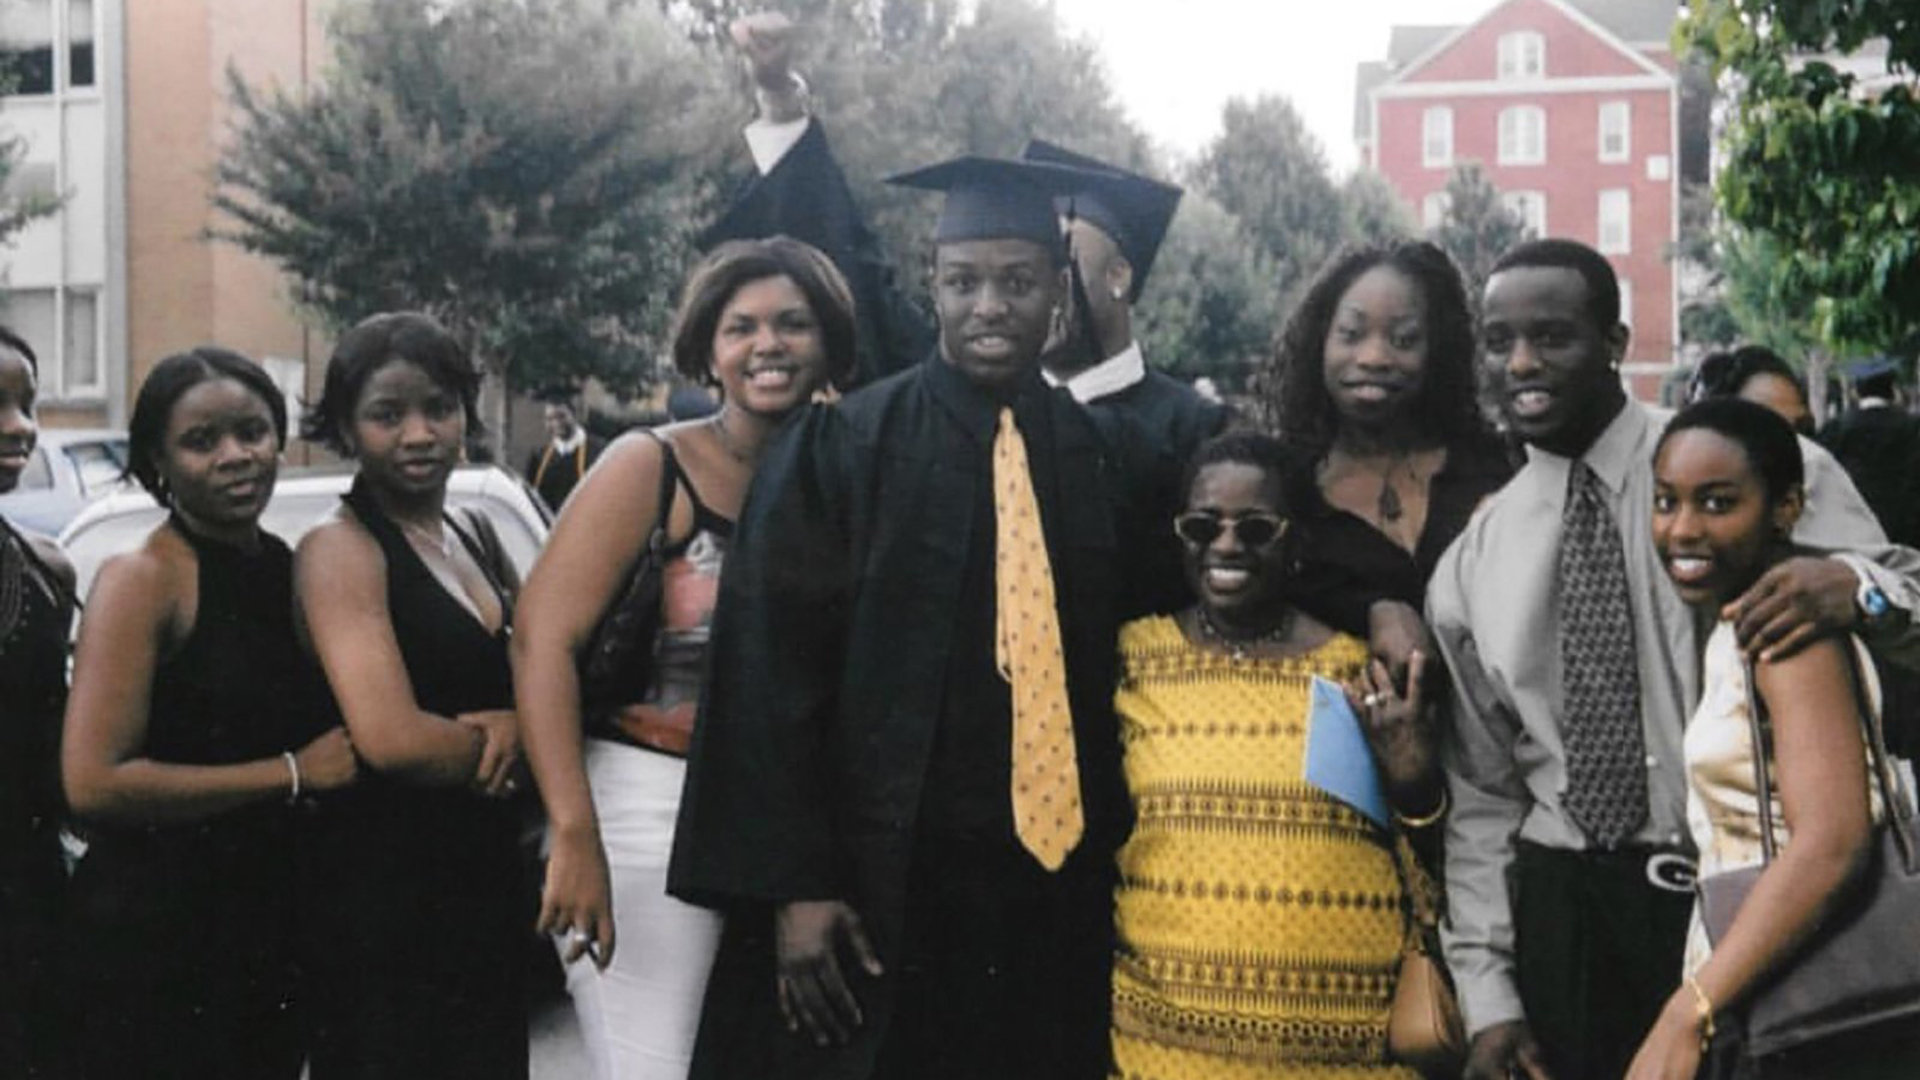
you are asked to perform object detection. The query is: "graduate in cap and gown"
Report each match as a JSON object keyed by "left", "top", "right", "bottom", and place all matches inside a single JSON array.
[
  {"left": 669, "top": 155, "right": 1129, "bottom": 1080},
  {"left": 1023, "top": 143, "right": 1439, "bottom": 672},
  {"left": 1021, "top": 140, "right": 1229, "bottom": 618}
]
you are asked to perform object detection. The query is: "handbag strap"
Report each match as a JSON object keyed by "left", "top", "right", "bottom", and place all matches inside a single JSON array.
[
  {"left": 1740, "top": 639, "right": 1919, "bottom": 873},
  {"left": 638, "top": 429, "right": 679, "bottom": 558}
]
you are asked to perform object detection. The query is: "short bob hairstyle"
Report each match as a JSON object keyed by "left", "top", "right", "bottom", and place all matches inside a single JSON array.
[
  {"left": 301, "top": 311, "right": 482, "bottom": 456},
  {"left": 668, "top": 236, "right": 858, "bottom": 388},
  {"left": 1177, "top": 430, "right": 1312, "bottom": 520},
  {"left": 126, "top": 347, "right": 288, "bottom": 507},
  {"left": 1656, "top": 396, "right": 1805, "bottom": 508},
  {"left": 1265, "top": 239, "right": 1481, "bottom": 461}
]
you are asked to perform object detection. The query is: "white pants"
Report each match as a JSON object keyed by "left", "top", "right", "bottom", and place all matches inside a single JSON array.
[{"left": 558, "top": 740, "right": 723, "bottom": 1080}]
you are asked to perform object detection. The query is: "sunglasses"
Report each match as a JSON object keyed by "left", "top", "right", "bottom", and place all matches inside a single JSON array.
[{"left": 1173, "top": 512, "right": 1289, "bottom": 550}]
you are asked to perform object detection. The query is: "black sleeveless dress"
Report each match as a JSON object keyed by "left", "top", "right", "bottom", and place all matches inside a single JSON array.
[
  {"left": 68, "top": 517, "right": 329, "bottom": 1080},
  {"left": 304, "top": 477, "right": 527, "bottom": 1080},
  {"left": 0, "top": 517, "right": 74, "bottom": 1077}
]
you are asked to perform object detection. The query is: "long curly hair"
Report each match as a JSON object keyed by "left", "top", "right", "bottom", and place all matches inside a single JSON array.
[{"left": 1261, "top": 240, "right": 1483, "bottom": 462}]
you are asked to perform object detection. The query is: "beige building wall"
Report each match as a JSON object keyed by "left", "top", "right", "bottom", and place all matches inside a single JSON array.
[{"left": 125, "top": 0, "right": 332, "bottom": 452}]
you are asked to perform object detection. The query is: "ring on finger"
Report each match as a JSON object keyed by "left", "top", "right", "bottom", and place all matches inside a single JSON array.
[{"left": 1363, "top": 692, "right": 1383, "bottom": 708}]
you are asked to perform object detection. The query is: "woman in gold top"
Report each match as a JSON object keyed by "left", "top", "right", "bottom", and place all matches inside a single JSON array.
[{"left": 1112, "top": 432, "right": 1445, "bottom": 1080}]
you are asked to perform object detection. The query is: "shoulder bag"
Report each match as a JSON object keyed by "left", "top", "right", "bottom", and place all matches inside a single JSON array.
[
  {"left": 1386, "top": 830, "right": 1467, "bottom": 1076},
  {"left": 577, "top": 431, "right": 678, "bottom": 721},
  {"left": 1696, "top": 644, "right": 1920, "bottom": 1059}
]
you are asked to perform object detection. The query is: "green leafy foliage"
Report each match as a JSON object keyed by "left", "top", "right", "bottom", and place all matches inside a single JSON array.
[
  {"left": 1134, "top": 192, "right": 1279, "bottom": 392},
  {"left": 215, "top": 0, "right": 730, "bottom": 406},
  {"left": 0, "top": 46, "right": 64, "bottom": 258},
  {"left": 1429, "top": 162, "right": 1529, "bottom": 316},
  {"left": 1680, "top": 0, "right": 1920, "bottom": 356},
  {"left": 1190, "top": 95, "right": 1348, "bottom": 315}
]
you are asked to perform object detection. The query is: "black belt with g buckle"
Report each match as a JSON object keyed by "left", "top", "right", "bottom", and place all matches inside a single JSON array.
[{"left": 1642, "top": 850, "right": 1698, "bottom": 893}]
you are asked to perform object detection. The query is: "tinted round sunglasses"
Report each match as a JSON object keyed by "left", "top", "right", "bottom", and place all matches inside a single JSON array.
[{"left": 1172, "top": 512, "right": 1290, "bottom": 550}]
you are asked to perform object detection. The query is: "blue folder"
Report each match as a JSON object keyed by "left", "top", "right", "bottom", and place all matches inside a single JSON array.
[{"left": 1304, "top": 675, "right": 1390, "bottom": 829}]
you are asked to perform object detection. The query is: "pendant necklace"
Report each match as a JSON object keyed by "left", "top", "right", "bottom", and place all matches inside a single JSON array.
[
  {"left": 399, "top": 516, "right": 456, "bottom": 562},
  {"left": 711, "top": 411, "right": 753, "bottom": 465},
  {"left": 1196, "top": 606, "right": 1294, "bottom": 661},
  {"left": 1377, "top": 451, "right": 1411, "bottom": 524}
]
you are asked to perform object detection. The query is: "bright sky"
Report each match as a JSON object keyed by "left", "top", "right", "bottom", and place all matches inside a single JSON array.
[{"left": 1048, "top": 0, "right": 1497, "bottom": 175}]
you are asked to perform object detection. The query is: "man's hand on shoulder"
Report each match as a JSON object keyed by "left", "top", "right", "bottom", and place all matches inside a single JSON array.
[{"left": 1723, "top": 555, "right": 1862, "bottom": 662}]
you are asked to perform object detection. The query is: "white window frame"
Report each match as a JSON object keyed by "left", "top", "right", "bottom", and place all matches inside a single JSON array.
[
  {"left": 4, "top": 285, "right": 104, "bottom": 399},
  {"left": 1598, "top": 188, "right": 1632, "bottom": 254},
  {"left": 1501, "top": 190, "right": 1547, "bottom": 238},
  {"left": 1422, "top": 106, "right": 1453, "bottom": 168},
  {"left": 1498, "top": 105, "right": 1547, "bottom": 165},
  {"left": 1617, "top": 278, "right": 1634, "bottom": 332},
  {"left": 1497, "top": 31, "right": 1545, "bottom": 81},
  {"left": 1598, "top": 101, "right": 1631, "bottom": 163},
  {"left": 1422, "top": 191, "right": 1451, "bottom": 232},
  {"left": 0, "top": 0, "right": 101, "bottom": 100}
]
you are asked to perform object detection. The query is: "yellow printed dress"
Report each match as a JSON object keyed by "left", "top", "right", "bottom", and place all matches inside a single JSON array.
[{"left": 1111, "top": 616, "right": 1419, "bottom": 1080}]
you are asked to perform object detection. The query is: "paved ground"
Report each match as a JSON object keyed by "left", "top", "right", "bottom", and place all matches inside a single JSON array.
[{"left": 530, "top": 995, "right": 592, "bottom": 1078}]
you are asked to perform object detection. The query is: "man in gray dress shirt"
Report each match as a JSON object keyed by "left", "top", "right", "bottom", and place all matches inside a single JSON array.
[{"left": 1428, "top": 239, "right": 1920, "bottom": 1080}]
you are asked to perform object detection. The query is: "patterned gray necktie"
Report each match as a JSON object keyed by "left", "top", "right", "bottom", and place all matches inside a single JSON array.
[{"left": 1559, "top": 461, "right": 1647, "bottom": 847}]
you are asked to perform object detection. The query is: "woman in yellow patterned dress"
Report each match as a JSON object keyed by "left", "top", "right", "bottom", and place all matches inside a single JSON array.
[{"left": 1112, "top": 432, "right": 1445, "bottom": 1080}]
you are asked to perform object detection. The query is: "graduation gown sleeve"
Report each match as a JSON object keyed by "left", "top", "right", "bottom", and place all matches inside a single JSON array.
[
  {"left": 700, "top": 120, "right": 931, "bottom": 387},
  {"left": 669, "top": 403, "right": 854, "bottom": 907}
]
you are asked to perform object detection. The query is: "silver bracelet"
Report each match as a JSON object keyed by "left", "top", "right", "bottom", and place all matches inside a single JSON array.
[{"left": 282, "top": 750, "right": 302, "bottom": 804}]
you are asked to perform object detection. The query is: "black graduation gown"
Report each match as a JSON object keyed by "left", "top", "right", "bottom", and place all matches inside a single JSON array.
[
  {"left": 700, "top": 121, "right": 932, "bottom": 388},
  {"left": 1822, "top": 406, "right": 1920, "bottom": 548},
  {"left": 524, "top": 434, "right": 604, "bottom": 513},
  {"left": 670, "top": 356, "right": 1129, "bottom": 1080},
  {"left": 1077, "top": 366, "right": 1229, "bottom": 619}
]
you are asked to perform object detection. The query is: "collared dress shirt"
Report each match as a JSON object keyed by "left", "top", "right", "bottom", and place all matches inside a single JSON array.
[
  {"left": 1043, "top": 340, "right": 1148, "bottom": 404},
  {"left": 1427, "top": 398, "right": 1920, "bottom": 1035}
]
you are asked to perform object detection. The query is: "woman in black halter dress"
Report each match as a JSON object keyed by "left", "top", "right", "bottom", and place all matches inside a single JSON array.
[
  {"left": 0, "top": 328, "right": 77, "bottom": 1078},
  {"left": 295, "top": 312, "right": 528, "bottom": 1080},
  {"left": 61, "top": 347, "right": 358, "bottom": 1079}
]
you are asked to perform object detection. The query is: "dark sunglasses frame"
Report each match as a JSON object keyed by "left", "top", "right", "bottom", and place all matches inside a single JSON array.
[{"left": 1172, "top": 512, "right": 1290, "bottom": 550}]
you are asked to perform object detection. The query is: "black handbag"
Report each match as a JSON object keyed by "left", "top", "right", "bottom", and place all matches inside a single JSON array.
[
  {"left": 1696, "top": 645, "right": 1920, "bottom": 1060},
  {"left": 577, "top": 432, "right": 677, "bottom": 720}
]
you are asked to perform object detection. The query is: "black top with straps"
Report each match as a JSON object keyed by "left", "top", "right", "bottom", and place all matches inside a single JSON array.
[
  {"left": 303, "top": 476, "right": 526, "bottom": 1080},
  {"left": 583, "top": 432, "right": 734, "bottom": 752},
  {"left": 0, "top": 517, "right": 68, "bottom": 887},
  {"left": 0, "top": 517, "right": 75, "bottom": 1075},
  {"left": 70, "top": 517, "right": 328, "bottom": 1013}
]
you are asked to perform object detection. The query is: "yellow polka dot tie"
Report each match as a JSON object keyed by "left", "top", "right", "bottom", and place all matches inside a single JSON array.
[{"left": 993, "top": 406, "right": 1083, "bottom": 871}]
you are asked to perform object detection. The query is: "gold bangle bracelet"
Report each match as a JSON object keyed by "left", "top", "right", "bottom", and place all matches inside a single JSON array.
[
  {"left": 1685, "top": 975, "right": 1716, "bottom": 1052},
  {"left": 1393, "top": 788, "right": 1449, "bottom": 829}
]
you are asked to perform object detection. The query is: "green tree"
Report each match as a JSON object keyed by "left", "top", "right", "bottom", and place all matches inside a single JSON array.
[
  {"left": 1342, "top": 169, "right": 1415, "bottom": 248},
  {"left": 0, "top": 39, "right": 64, "bottom": 258},
  {"left": 1190, "top": 95, "right": 1347, "bottom": 312},
  {"left": 215, "top": 0, "right": 727, "bottom": 440},
  {"left": 1134, "top": 192, "right": 1279, "bottom": 392},
  {"left": 1430, "top": 162, "right": 1528, "bottom": 314},
  {"left": 675, "top": 0, "right": 1177, "bottom": 353},
  {"left": 1680, "top": 0, "right": 1920, "bottom": 356}
]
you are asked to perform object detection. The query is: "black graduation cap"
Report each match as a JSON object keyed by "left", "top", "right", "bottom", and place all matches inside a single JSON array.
[
  {"left": 886, "top": 155, "right": 1092, "bottom": 259},
  {"left": 1021, "top": 139, "right": 1182, "bottom": 301}
]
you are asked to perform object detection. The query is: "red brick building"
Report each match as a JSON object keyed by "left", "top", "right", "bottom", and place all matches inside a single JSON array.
[{"left": 1356, "top": 0, "right": 1682, "bottom": 398}]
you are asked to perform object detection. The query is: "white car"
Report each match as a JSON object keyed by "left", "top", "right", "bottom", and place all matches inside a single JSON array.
[
  {"left": 0, "top": 428, "right": 132, "bottom": 535},
  {"left": 60, "top": 463, "right": 551, "bottom": 602}
]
